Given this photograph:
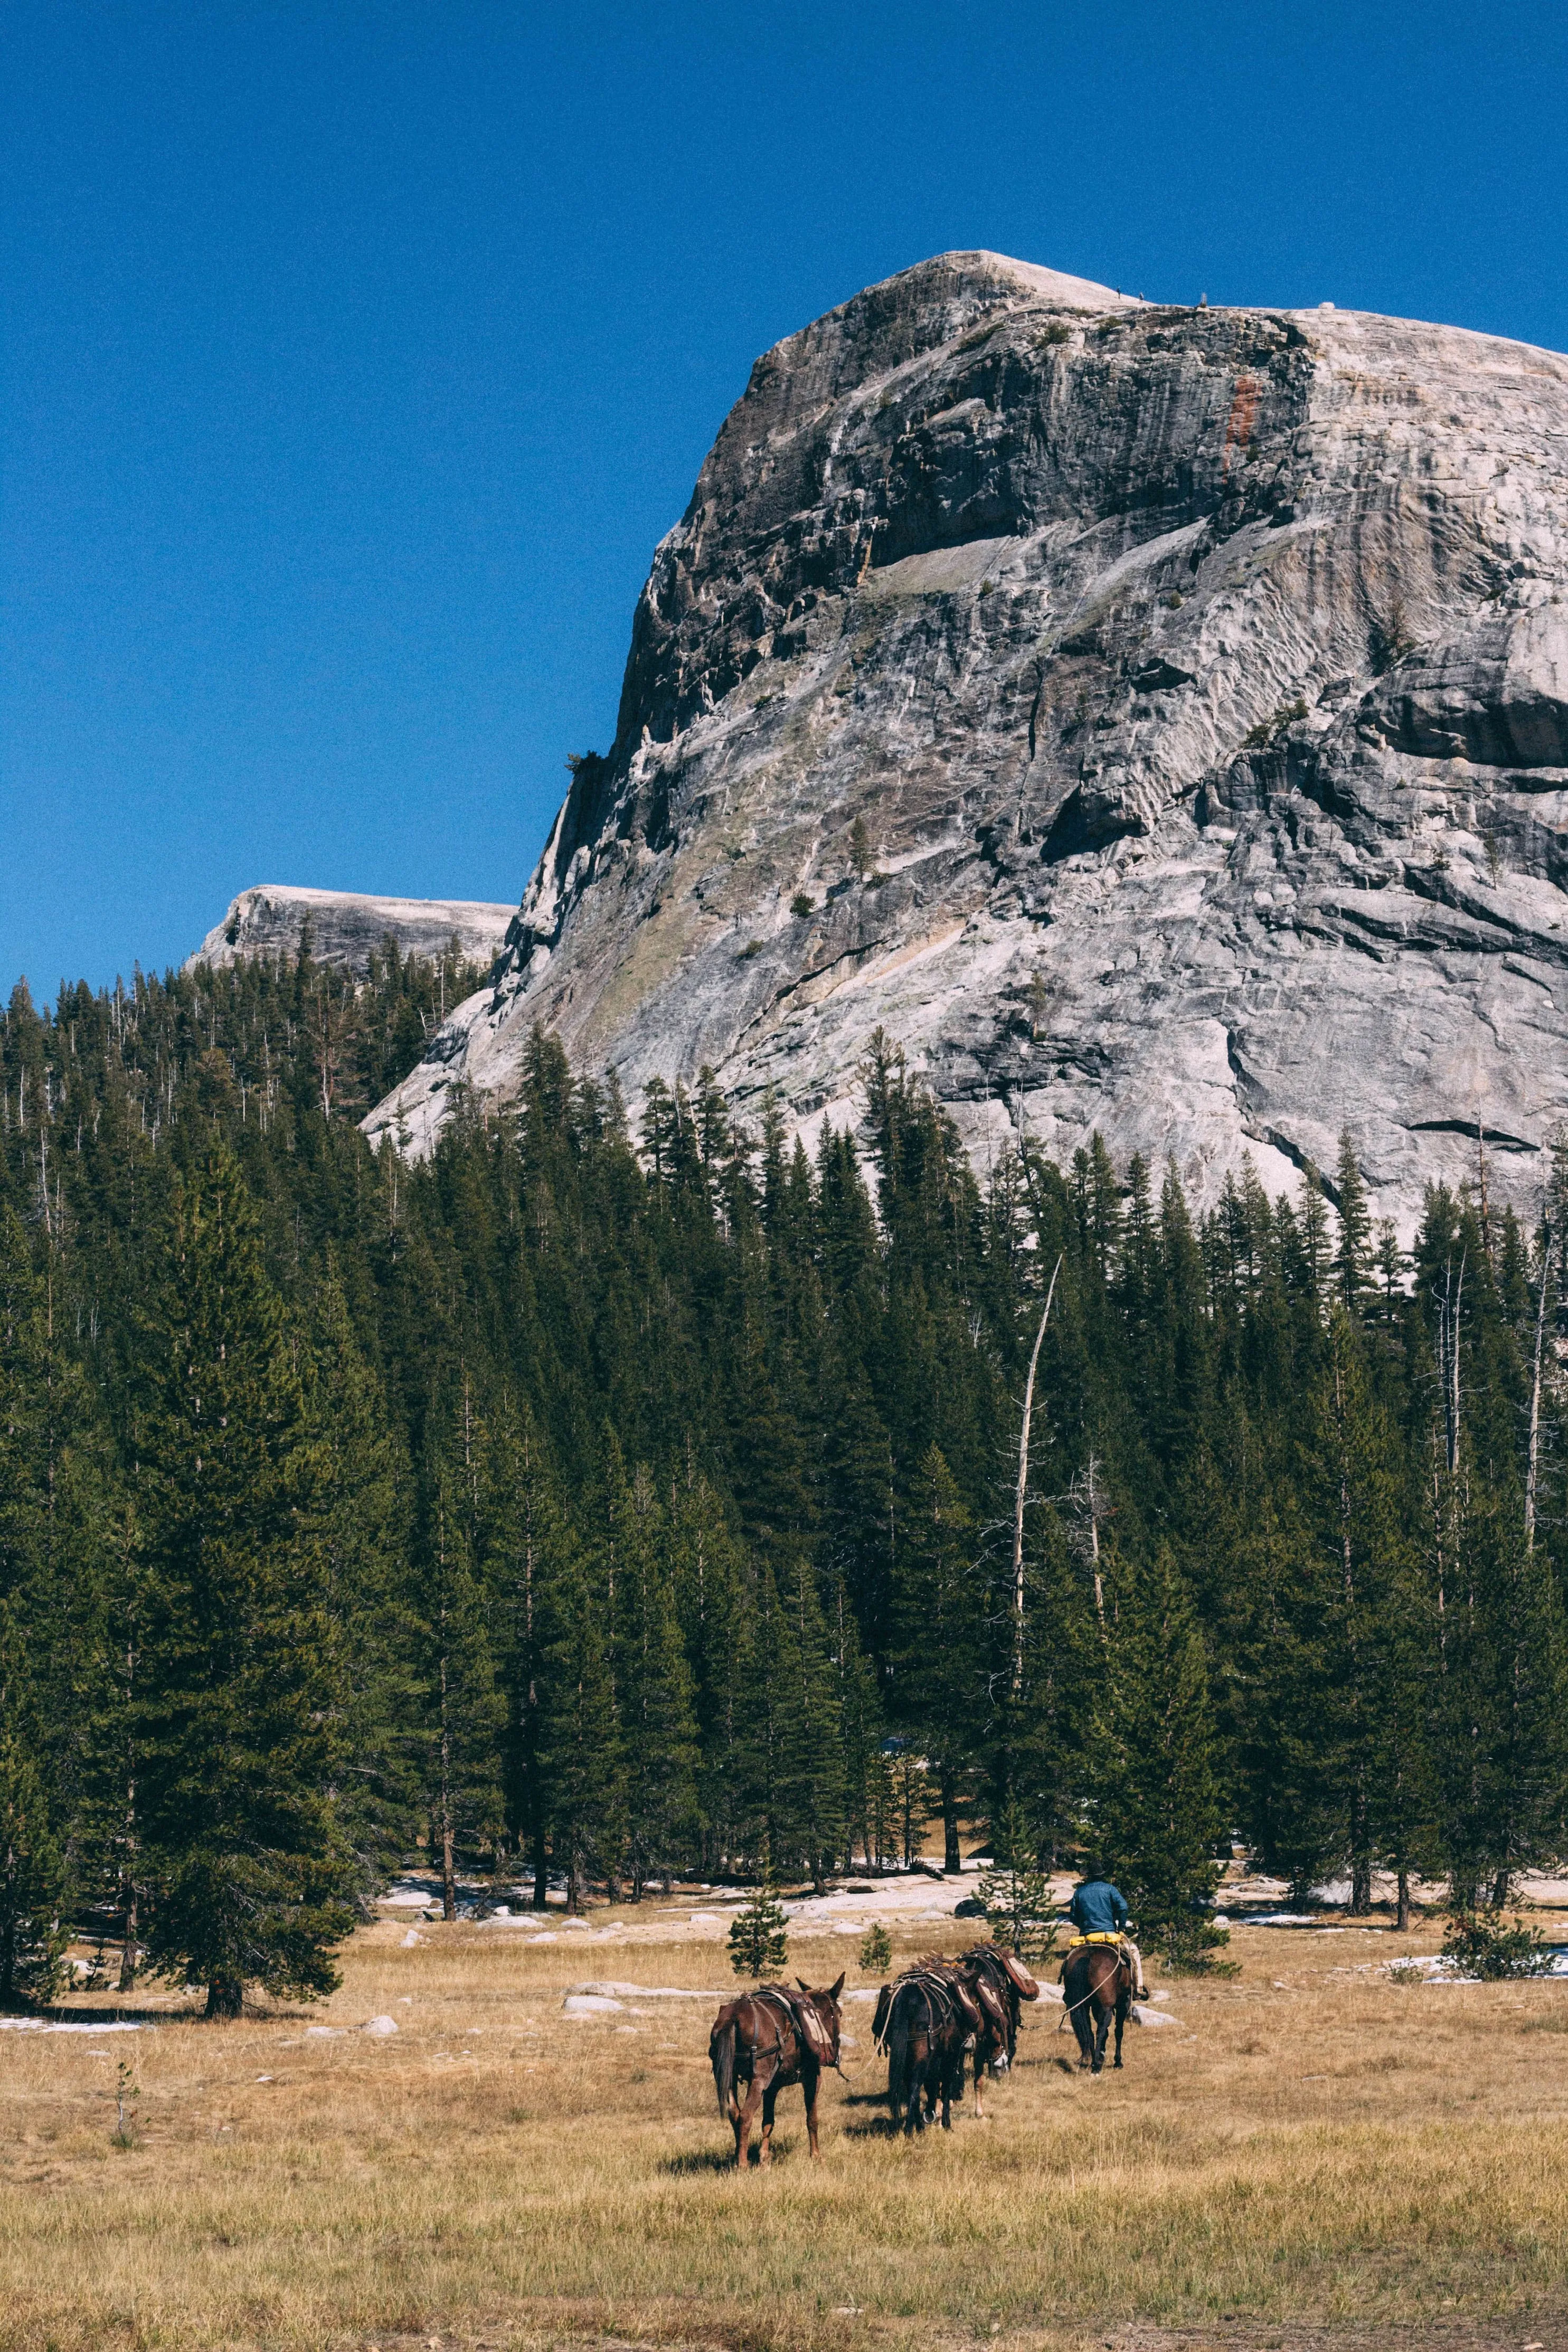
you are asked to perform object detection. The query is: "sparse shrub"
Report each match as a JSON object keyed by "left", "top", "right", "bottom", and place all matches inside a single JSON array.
[
  {"left": 858, "top": 1921, "right": 893, "bottom": 1976},
  {"left": 736, "top": 940, "right": 763, "bottom": 962},
  {"left": 110, "top": 2060, "right": 140, "bottom": 2149},
  {"left": 790, "top": 893, "right": 815, "bottom": 919},
  {"left": 1441, "top": 1910, "right": 1551, "bottom": 1981},
  {"left": 1241, "top": 697, "right": 1309, "bottom": 750},
  {"left": 1387, "top": 1959, "right": 1427, "bottom": 1987}
]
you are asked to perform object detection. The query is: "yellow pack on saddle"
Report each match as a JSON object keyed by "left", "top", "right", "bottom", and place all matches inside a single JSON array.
[{"left": 1067, "top": 1931, "right": 1123, "bottom": 1950}]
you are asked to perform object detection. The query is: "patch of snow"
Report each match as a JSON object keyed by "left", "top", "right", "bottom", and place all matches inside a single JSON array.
[
  {"left": 0, "top": 2017, "right": 141, "bottom": 2034},
  {"left": 401, "top": 1930, "right": 421, "bottom": 1948}
]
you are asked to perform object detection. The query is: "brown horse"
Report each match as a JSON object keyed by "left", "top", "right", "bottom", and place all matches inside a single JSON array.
[
  {"left": 959, "top": 1942, "right": 1040, "bottom": 2114},
  {"left": 873, "top": 1963, "right": 983, "bottom": 2133},
  {"left": 709, "top": 1975, "right": 844, "bottom": 2166},
  {"left": 1061, "top": 1941, "right": 1131, "bottom": 2073}
]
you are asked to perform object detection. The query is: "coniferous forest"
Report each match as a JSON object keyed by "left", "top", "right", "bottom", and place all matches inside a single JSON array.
[{"left": 3, "top": 936, "right": 1566, "bottom": 2014}]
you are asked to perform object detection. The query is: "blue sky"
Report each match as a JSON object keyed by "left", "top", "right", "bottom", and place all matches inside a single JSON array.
[{"left": 4, "top": 2, "right": 1565, "bottom": 998}]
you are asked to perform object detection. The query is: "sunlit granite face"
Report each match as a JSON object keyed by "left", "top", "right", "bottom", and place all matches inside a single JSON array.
[
  {"left": 188, "top": 885, "right": 516, "bottom": 981},
  {"left": 368, "top": 251, "right": 1568, "bottom": 1229}
]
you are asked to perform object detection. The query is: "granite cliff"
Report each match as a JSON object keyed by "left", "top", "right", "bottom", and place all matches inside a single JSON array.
[
  {"left": 366, "top": 251, "right": 1568, "bottom": 1230},
  {"left": 189, "top": 884, "right": 516, "bottom": 979}
]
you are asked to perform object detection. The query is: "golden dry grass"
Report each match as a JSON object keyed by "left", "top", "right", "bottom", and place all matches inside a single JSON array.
[{"left": 4, "top": 1906, "right": 1568, "bottom": 2352}]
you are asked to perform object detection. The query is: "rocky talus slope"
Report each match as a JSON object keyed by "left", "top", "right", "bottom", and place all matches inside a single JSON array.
[
  {"left": 189, "top": 885, "right": 516, "bottom": 980},
  {"left": 367, "top": 252, "right": 1568, "bottom": 1229}
]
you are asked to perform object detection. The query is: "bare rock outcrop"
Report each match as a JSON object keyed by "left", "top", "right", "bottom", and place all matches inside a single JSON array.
[
  {"left": 366, "top": 251, "right": 1568, "bottom": 1230},
  {"left": 188, "top": 885, "right": 515, "bottom": 980}
]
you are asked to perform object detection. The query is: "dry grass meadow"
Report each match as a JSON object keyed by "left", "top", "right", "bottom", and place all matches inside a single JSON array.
[{"left": 5, "top": 1903, "right": 1568, "bottom": 2352}]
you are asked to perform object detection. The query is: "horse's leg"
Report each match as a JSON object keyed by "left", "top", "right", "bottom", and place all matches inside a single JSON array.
[
  {"left": 905, "top": 2037, "right": 925, "bottom": 2134},
  {"left": 1069, "top": 1982, "right": 1093, "bottom": 2068},
  {"left": 802, "top": 2061, "right": 822, "bottom": 2160},
  {"left": 759, "top": 2074, "right": 779, "bottom": 2166},
  {"left": 1092, "top": 1996, "right": 1110, "bottom": 2075},
  {"left": 972, "top": 2039, "right": 987, "bottom": 2120},
  {"left": 1113, "top": 1982, "right": 1129, "bottom": 2070},
  {"left": 735, "top": 2068, "right": 764, "bottom": 2169}
]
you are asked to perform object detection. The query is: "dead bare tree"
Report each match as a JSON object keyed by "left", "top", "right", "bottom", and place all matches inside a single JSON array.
[{"left": 1011, "top": 1253, "right": 1063, "bottom": 1698}]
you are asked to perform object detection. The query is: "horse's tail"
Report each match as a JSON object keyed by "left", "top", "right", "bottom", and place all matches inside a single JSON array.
[
  {"left": 885, "top": 1982, "right": 920, "bottom": 2111},
  {"left": 711, "top": 2010, "right": 738, "bottom": 2117}
]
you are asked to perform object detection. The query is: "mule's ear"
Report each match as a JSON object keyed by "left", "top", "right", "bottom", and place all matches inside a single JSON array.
[
  {"left": 829, "top": 1972, "right": 845, "bottom": 2000},
  {"left": 796, "top": 1977, "right": 811, "bottom": 1992}
]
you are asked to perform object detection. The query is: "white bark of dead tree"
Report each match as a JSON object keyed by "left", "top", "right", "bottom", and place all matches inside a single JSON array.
[{"left": 1012, "top": 1253, "right": 1064, "bottom": 1699}]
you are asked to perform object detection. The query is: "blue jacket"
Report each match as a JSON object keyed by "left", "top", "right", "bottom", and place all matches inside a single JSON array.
[{"left": 1069, "top": 1878, "right": 1129, "bottom": 1935}]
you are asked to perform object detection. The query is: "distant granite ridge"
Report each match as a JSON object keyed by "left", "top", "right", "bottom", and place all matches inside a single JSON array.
[
  {"left": 187, "top": 885, "right": 516, "bottom": 981},
  {"left": 362, "top": 249, "right": 1568, "bottom": 1230}
]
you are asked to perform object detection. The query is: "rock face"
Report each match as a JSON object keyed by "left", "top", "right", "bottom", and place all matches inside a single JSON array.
[
  {"left": 188, "top": 885, "right": 516, "bottom": 980},
  {"left": 367, "top": 251, "right": 1568, "bottom": 1231}
]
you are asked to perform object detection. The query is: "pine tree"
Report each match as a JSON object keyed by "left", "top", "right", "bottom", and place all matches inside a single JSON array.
[
  {"left": 478, "top": 1391, "right": 577, "bottom": 1906},
  {"left": 780, "top": 1556, "right": 845, "bottom": 1890},
  {"left": 306, "top": 1259, "right": 416, "bottom": 1908},
  {"left": 131, "top": 1147, "right": 356, "bottom": 2016},
  {"left": 667, "top": 1469, "right": 747, "bottom": 1875},
  {"left": 412, "top": 1427, "right": 502, "bottom": 1919},
  {"left": 892, "top": 1446, "right": 982, "bottom": 1873},
  {"left": 536, "top": 1552, "right": 624, "bottom": 1910},
  {"left": 1094, "top": 1545, "right": 1226, "bottom": 1966},
  {"left": 608, "top": 1460, "right": 698, "bottom": 1895},
  {"left": 0, "top": 1608, "right": 67, "bottom": 2006},
  {"left": 1334, "top": 1132, "right": 1373, "bottom": 1315}
]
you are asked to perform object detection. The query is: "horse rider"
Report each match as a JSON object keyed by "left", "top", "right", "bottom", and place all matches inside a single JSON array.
[{"left": 1066, "top": 1858, "right": 1148, "bottom": 1999}]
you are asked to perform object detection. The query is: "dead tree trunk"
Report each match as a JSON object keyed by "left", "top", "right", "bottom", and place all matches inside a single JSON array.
[{"left": 1012, "top": 1254, "right": 1063, "bottom": 1700}]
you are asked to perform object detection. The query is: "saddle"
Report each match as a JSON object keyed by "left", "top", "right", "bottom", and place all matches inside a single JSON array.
[
  {"left": 894, "top": 1963, "right": 984, "bottom": 2041},
  {"left": 754, "top": 1983, "right": 834, "bottom": 2064}
]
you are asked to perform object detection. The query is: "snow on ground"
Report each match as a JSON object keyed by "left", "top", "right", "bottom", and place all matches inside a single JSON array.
[{"left": 0, "top": 2017, "right": 142, "bottom": 2034}]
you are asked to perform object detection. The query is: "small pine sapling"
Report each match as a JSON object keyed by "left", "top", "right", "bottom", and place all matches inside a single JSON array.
[
  {"left": 1441, "top": 1910, "right": 1550, "bottom": 1981},
  {"left": 728, "top": 1864, "right": 790, "bottom": 1980},
  {"left": 858, "top": 1920, "right": 893, "bottom": 1976}
]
